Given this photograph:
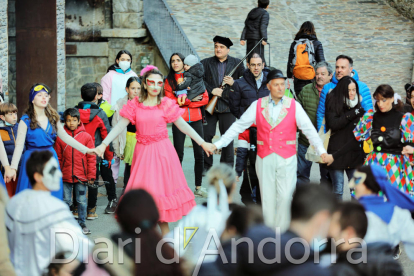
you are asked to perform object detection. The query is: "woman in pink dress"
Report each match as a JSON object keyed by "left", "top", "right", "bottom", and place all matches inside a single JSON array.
[{"left": 95, "top": 67, "right": 212, "bottom": 235}]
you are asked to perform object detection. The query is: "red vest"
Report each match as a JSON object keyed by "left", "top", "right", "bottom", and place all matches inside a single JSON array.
[{"left": 256, "top": 97, "right": 297, "bottom": 159}]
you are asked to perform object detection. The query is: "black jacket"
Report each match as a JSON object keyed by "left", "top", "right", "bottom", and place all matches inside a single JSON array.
[
  {"left": 176, "top": 63, "right": 206, "bottom": 100},
  {"left": 287, "top": 34, "right": 325, "bottom": 78},
  {"left": 325, "top": 100, "right": 365, "bottom": 170},
  {"left": 330, "top": 243, "right": 403, "bottom": 276},
  {"left": 230, "top": 69, "right": 270, "bottom": 118},
  {"left": 241, "top": 7, "right": 269, "bottom": 41},
  {"left": 201, "top": 56, "right": 245, "bottom": 113}
]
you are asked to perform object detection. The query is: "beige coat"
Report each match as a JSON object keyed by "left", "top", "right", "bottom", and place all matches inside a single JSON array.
[
  {"left": 0, "top": 185, "right": 16, "bottom": 276},
  {"left": 111, "top": 95, "right": 129, "bottom": 157}
]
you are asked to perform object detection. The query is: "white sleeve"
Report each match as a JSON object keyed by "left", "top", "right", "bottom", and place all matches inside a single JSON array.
[
  {"left": 57, "top": 122, "right": 90, "bottom": 154},
  {"left": 0, "top": 139, "right": 10, "bottom": 167},
  {"left": 394, "top": 208, "right": 414, "bottom": 260},
  {"left": 214, "top": 101, "right": 257, "bottom": 149},
  {"left": 173, "top": 117, "right": 205, "bottom": 146},
  {"left": 102, "top": 117, "right": 130, "bottom": 146},
  {"left": 10, "top": 123, "right": 28, "bottom": 170},
  {"left": 295, "top": 102, "right": 327, "bottom": 155}
]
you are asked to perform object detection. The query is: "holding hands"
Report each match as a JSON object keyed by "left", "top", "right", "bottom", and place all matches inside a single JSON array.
[
  {"left": 4, "top": 166, "right": 16, "bottom": 183},
  {"left": 201, "top": 142, "right": 217, "bottom": 157},
  {"left": 402, "top": 145, "right": 414, "bottom": 156},
  {"left": 320, "top": 153, "right": 334, "bottom": 166}
]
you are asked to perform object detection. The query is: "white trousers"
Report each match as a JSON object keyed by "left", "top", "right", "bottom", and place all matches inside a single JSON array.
[{"left": 256, "top": 153, "right": 297, "bottom": 231}]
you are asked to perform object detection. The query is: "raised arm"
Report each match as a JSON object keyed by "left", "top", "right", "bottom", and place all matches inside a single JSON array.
[
  {"left": 96, "top": 117, "right": 130, "bottom": 157},
  {"left": 56, "top": 122, "right": 91, "bottom": 154},
  {"left": 214, "top": 101, "right": 257, "bottom": 150}
]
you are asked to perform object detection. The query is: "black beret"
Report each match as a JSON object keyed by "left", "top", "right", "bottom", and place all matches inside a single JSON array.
[{"left": 213, "top": 36, "right": 233, "bottom": 48}]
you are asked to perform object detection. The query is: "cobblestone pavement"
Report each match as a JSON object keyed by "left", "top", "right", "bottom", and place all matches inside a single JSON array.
[{"left": 167, "top": 0, "right": 414, "bottom": 97}]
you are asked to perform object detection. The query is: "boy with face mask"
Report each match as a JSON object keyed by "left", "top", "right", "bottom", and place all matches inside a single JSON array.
[
  {"left": 5, "top": 150, "right": 91, "bottom": 276},
  {"left": 0, "top": 103, "right": 24, "bottom": 197}
]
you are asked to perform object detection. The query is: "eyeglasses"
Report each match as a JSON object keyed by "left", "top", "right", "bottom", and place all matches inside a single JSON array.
[{"left": 33, "top": 85, "right": 49, "bottom": 93}]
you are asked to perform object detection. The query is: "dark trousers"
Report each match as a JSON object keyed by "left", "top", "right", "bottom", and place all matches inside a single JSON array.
[
  {"left": 240, "top": 170, "right": 261, "bottom": 206},
  {"left": 173, "top": 120, "right": 204, "bottom": 187},
  {"left": 293, "top": 78, "right": 313, "bottom": 96},
  {"left": 73, "top": 161, "right": 117, "bottom": 208},
  {"left": 247, "top": 40, "right": 266, "bottom": 64},
  {"left": 203, "top": 112, "right": 236, "bottom": 169},
  {"left": 123, "top": 163, "right": 131, "bottom": 188}
]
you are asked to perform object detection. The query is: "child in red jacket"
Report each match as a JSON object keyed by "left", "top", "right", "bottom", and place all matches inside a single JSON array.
[{"left": 55, "top": 108, "right": 96, "bottom": 235}]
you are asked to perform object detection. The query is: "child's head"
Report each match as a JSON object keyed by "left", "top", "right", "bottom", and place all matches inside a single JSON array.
[
  {"left": 0, "top": 103, "right": 18, "bottom": 125},
  {"left": 258, "top": 0, "right": 269, "bottom": 9},
  {"left": 126, "top": 76, "right": 141, "bottom": 100},
  {"left": 81, "top": 83, "right": 99, "bottom": 103},
  {"left": 63, "top": 108, "right": 81, "bottom": 131},
  {"left": 94, "top": 82, "right": 103, "bottom": 100},
  {"left": 26, "top": 150, "right": 62, "bottom": 191},
  {"left": 183, "top": 55, "right": 199, "bottom": 71},
  {"left": 206, "top": 163, "right": 237, "bottom": 198}
]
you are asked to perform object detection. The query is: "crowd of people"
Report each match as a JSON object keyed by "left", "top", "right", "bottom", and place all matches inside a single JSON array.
[{"left": 0, "top": 0, "right": 414, "bottom": 275}]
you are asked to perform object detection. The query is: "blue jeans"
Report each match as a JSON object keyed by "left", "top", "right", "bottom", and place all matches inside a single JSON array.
[
  {"left": 63, "top": 182, "right": 87, "bottom": 224},
  {"left": 329, "top": 169, "right": 355, "bottom": 200},
  {"left": 297, "top": 143, "right": 313, "bottom": 186}
]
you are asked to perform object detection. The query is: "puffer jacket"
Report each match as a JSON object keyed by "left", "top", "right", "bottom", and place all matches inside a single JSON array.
[
  {"left": 0, "top": 123, "right": 24, "bottom": 172},
  {"left": 296, "top": 82, "right": 319, "bottom": 147},
  {"left": 230, "top": 69, "right": 269, "bottom": 118},
  {"left": 55, "top": 122, "right": 96, "bottom": 183},
  {"left": 287, "top": 33, "right": 325, "bottom": 78},
  {"left": 75, "top": 101, "right": 113, "bottom": 162},
  {"left": 201, "top": 56, "right": 245, "bottom": 113},
  {"left": 240, "top": 7, "right": 269, "bottom": 41},
  {"left": 317, "top": 69, "right": 373, "bottom": 131},
  {"left": 164, "top": 74, "right": 209, "bottom": 122},
  {"left": 176, "top": 63, "right": 206, "bottom": 100}
]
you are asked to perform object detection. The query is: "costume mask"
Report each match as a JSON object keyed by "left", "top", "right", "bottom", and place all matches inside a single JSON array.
[
  {"left": 146, "top": 77, "right": 164, "bottom": 93},
  {"left": 42, "top": 158, "right": 62, "bottom": 191},
  {"left": 348, "top": 171, "right": 367, "bottom": 189}
]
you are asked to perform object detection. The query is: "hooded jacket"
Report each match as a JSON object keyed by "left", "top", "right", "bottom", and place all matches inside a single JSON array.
[
  {"left": 75, "top": 101, "right": 113, "bottom": 162},
  {"left": 240, "top": 7, "right": 269, "bottom": 41},
  {"left": 0, "top": 122, "right": 24, "bottom": 172},
  {"left": 287, "top": 33, "right": 325, "bottom": 78},
  {"left": 176, "top": 62, "right": 206, "bottom": 100},
  {"left": 55, "top": 122, "right": 96, "bottom": 183},
  {"left": 230, "top": 69, "right": 269, "bottom": 119},
  {"left": 317, "top": 70, "right": 373, "bottom": 131}
]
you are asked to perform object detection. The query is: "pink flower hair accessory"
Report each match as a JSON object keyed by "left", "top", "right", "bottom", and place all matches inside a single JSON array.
[{"left": 140, "top": 65, "right": 159, "bottom": 76}]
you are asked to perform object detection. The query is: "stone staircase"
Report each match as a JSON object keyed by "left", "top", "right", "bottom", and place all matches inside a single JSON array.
[{"left": 166, "top": 0, "right": 414, "bottom": 96}]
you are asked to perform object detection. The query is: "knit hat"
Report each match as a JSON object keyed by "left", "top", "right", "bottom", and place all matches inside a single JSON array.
[{"left": 184, "top": 55, "right": 199, "bottom": 67}]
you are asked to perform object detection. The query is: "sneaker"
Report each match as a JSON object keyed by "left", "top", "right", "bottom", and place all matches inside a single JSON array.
[
  {"left": 80, "top": 223, "right": 91, "bottom": 235},
  {"left": 72, "top": 206, "right": 79, "bottom": 219},
  {"left": 105, "top": 198, "right": 118, "bottom": 214},
  {"left": 194, "top": 187, "right": 208, "bottom": 198},
  {"left": 87, "top": 206, "right": 98, "bottom": 220},
  {"left": 393, "top": 245, "right": 402, "bottom": 260}
]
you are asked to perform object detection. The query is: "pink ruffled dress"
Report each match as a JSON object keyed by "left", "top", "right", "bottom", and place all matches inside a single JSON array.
[{"left": 119, "top": 97, "right": 196, "bottom": 222}]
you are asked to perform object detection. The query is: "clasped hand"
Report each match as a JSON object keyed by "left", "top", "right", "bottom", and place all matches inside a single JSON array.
[
  {"left": 320, "top": 153, "right": 334, "bottom": 166},
  {"left": 201, "top": 142, "right": 217, "bottom": 157},
  {"left": 87, "top": 144, "right": 106, "bottom": 158}
]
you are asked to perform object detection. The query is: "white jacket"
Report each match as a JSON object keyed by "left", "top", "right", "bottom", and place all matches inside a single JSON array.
[{"left": 111, "top": 95, "right": 129, "bottom": 157}]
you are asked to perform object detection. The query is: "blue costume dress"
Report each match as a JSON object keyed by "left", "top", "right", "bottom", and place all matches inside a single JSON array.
[
  {"left": 0, "top": 171, "right": 5, "bottom": 189},
  {"left": 15, "top": 115, "right": 63, "bottom": 199}
]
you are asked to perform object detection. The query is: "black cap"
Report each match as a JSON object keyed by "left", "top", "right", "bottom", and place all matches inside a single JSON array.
[
  {"left": 265, "top": 69, "right": 287, "bottom": 84},
  {"left": 213, "top": 36, "right": 233, "bottom": 48}
]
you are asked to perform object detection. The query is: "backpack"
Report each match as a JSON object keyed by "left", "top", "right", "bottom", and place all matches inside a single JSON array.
[{"left": 291, "top": 38, "right": 316, "bottom": 80}]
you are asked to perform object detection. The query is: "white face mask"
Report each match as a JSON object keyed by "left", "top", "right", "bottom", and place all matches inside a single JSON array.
[
  {"left": 42, "top": 158, "right": 62, "bottom": 191},
  {"left": 119, "top": 61, "right": 131, "bottom": 72},
  {"left": 146, "top": 77, "right": 164, "bottom": 93}
]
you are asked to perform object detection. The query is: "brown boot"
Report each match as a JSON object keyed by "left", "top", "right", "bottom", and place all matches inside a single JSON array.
[
  {"left": 72, "top": 206, "right": 79, "bottom": 219},
  {"left": 87, "top": 206, "right": 98, "bottom": 220}
]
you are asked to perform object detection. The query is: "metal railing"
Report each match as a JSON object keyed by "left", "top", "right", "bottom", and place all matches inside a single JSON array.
[{"left": 143, "top": 0, "right": 199, "bottom": 66}]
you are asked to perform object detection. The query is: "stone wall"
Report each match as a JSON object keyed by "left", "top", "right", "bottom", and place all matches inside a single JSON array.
[
  {"left": 57, "top": 0, "right": 66, "bottom": 112},
  {"left": 0, "top": 0, "right": 8, "bottom": 101},
  {"left": 385, "top": 0, "right": 414, "bottom": 22},
  {"left": 112, "top": 0, "right": 143, "bottom": 28},
  {"left": 7, "top": 0, "right": 14, "bottom": 104}
]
